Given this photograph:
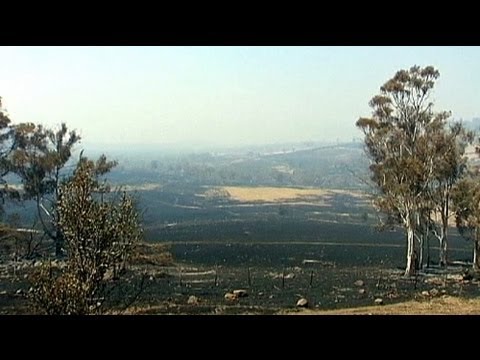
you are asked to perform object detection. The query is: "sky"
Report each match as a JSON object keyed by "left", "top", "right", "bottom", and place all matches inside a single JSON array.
[{"left": 0, "top": 46, "right": 479, "bottom": 149}]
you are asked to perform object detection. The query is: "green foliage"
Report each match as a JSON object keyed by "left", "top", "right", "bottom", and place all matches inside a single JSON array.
[
  {"left": 355, "top": 65, "right": 467, "bottom": 275},
  {"left": 0, "top": 98, "right": 18, "bottom": 214},
  {"left": 29, "top": 158, "right": 142, "bottom": 314}
]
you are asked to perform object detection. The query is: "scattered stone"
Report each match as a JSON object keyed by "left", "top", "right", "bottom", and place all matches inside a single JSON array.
[
  {"left": 15, "top": 289, "right": 22, "bottom": 295},
  {"left": 0, "top": 290, "right": 7, "bottom": 295},
  {"left": 421, "top": 291, "right": 430, "bottom": 297},
  {"left": 293, "top": 266, "right": 302, "bottom": 272},
  {"left": 429, "top": 288, "right": 440, "bottom": 297},
  {"left": 424, "top": 278, "right": 444, "bottom": 286},
  {"left": 149, "top": 276, "right": 154, "bottom": 281},
  {"left": 268, "top": 295, "right": 275, "bottom": 299},
  {"left": 233, "top": 289, "right": 248, "bottom": 298},
  {"left": 302, "top": 259, "right": 321, "bottom": 265},
  {"left": 354, "top": 280, "right": 364, "bottom": 287},
  {"left": 374, "top": 298, "right": 384, "bottom": 305},
  {"left": 296, "top": 298, "right": 308, "bottom": 307},
  {"left": 358, "top": 288, "right": 366, "bottom": 295},
  {"left": 258, "top": 292, "right": 264, "bottom": 296},
  {"left": 224, "top": 292, "right": 238, "bottom": 301},
  {"left": 187, "top": 295, "right": 199, "bottom": 305},
  {"left": 441, "top": 289, "right": 447, "bottom": 294},
  {"left": 285, "top": 273, "right": 295, "bottom": 280},
  {"left": 33, "top": 261, "right": 42, "bottom": 267},
  {"left": 446, "top": 274, "right": 463, "bottom": 282}
]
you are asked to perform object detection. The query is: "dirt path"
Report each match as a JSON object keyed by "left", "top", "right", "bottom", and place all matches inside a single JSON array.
[{"left": 283, "top": 295, "right": 480, "bottom": 315}]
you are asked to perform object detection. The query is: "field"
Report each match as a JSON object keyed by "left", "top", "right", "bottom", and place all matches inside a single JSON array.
[
  {"left": 1, "top": 184, "right": 478, "bottom": 315},
  {"left": 126, "top": 184, "right": 478, "bottom": 314}
]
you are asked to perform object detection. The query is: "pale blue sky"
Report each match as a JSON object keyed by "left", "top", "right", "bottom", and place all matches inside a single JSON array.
[{"left": 0, "top": 46, "right": 479, "bottom": 148}]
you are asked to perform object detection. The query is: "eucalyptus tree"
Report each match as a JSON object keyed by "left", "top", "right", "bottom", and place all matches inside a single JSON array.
[
  {"left": 356, "top": 65, "right": 452, "bottom": 276},
  {"left": 10, "top": 122, "right": 81, "bottom": 255},
  {"left": 10, "top": 121, "right": 118, "bottom": 257},
  {"left": 0, "top": 97, "right": 18, "bottom": 214},
  {"left": 452, "top": 178, "right": 480, "bottom": 271},
  {"left": 427, "top": 123, "right": 473, "bottom": 267}
]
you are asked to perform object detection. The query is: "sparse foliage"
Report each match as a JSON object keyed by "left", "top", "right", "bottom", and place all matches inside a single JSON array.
[
  {"left": 356, "top": 65, "right": 462, "bottom": 276},
  {"left": 10, "top": 122, "right": 82, "bottom": 255},
  {"left": 29, "top": 157, "right": 141, "bottom": 314}
]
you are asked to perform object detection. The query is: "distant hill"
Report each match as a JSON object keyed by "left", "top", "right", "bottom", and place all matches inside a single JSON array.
[{"left": 103, "top": 141, "right": 371, "bottom": 190}]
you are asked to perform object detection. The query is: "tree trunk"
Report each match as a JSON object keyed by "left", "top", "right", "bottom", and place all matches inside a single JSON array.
[
  {"left": 439, "top": 192, "right": 449, "bottom": 267},
  {"left": 405, "top": 226, "right": 416, "bottom": 276},
  {"left": 474, "top": 238, "right": 480, "bottom": 272},
  {"left": 418, "top": 234, "right": 424, "bottom": 270},
  {"left": 427, "top": 235, "right": 431, "bottom": 268},
  {"left": 439, "top": 233, "right": 448, "bottom": 268}
]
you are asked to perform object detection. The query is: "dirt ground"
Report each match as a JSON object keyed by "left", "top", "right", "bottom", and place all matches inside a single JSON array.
[{"left": 284, "top": 295, "right": 480, "bottom": 315}]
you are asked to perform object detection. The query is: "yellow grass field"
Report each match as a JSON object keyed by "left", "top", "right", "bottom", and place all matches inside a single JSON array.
[{"left": 220, "top": 186, "right": 366, "bottom": 203}]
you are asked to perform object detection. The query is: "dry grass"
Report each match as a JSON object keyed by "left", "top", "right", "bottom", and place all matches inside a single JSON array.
[
  {"left": 131, "top": 242, "right": 174, "bottom": 267},
  {"left": 221, "top": 186, "right": 330, "bottom": 203},
  {"left": 121, "top": 183, "right": 162, "bottom": 192},
  {"left": 286, "top": 296, "right": 480, "bottom": 315}
]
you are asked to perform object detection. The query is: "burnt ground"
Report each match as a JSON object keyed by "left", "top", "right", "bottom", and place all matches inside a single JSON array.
[
  {"left": 1, "top": 188, "right": 479, "bottom": 315},
  {"left": 2, "top": 249, "right": 478, "bottom": 315}
]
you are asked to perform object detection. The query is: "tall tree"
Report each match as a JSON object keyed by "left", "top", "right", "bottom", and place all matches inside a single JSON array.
[
  {"left": 11, "top": 123, "right": 81, "bottom": 255},
  {"left": 356, "top": 65, "right": 450, "bottom": 276},
  {"left": 0, "top": 97, "right": 19, "bottom": 214},
  {"left": 10, "top": 122, "right": 118, "bottom": 257},
  {"left": 427, "top": 123, "right": 472, "bottom": 267},
  {"left": 452, "top": 178, "right": 480, "bottom": 271}
]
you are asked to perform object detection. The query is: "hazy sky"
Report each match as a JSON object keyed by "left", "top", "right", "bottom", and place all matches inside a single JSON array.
[{"left": 0, "top": 46, "right": 479, "bottom": 147}]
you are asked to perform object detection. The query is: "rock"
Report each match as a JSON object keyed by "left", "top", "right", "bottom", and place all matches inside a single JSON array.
[
  {"left": 233, "top": 289, "right": 248, "bottom": 298},
  {"left": 149, "top": 276, "right": 154, "bottom": 281},
  {"left": 285, "top": 273, "right": 295, "bottom": 280},
  {"left": 425, "top": 278, "right": 444, "bottom": 286},
  {"left": 354, "top": 280, "right": 364, "bottom": 287},
  {"left": 429, "top": 288, "right": 440, "bottom": 297},
  {"left": 258, "top": 292, "right": 264, "bottom": 296},
  {"left": 224, "top": 292, "right": 238, "bottom": 301},
  {"left": 268, "top": 295, "right": 275, "bottom": 299},
  {"left": 187, "top": 295, "right": 199, "bottom": 305},
  {"left": 358, "top": 288, "right": 366, "bottom": 295},
  {"left": 15, "top": 289, "right": 22, "bottom": 295},
  {"left": 0, "top": 290, "right": 7, "bottom": 295},
  {"left": 33, "top": 261, "right": 42, "bottom": 267},
  {"left": 446, "top": 274, "right": 463, "bottom": 281},
  {"left": 296, "top": 298, "right": 308, "bottom": 307},
  {"left": 421, "top": 291, "right": 430, "bottom": 297},
  {"left": 374, "top": 298, "right": 383, "bottom": 305}
]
